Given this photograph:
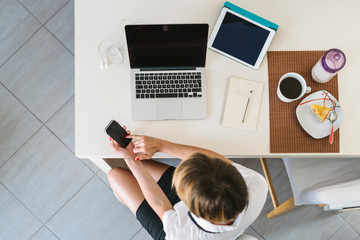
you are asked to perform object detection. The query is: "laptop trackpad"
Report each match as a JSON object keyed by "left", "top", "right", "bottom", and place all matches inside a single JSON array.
[{"left": 156, "top": 100, "right": 182, "bottom": 119}]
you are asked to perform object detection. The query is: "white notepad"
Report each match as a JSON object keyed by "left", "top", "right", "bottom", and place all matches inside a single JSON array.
[{"left": 220, "top": 76, "right": 264, "bottom": 131}]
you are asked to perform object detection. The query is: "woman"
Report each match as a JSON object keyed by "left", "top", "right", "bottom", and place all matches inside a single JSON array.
[{"left": 108, "top": 131, "right": 268, "bottom": 240}]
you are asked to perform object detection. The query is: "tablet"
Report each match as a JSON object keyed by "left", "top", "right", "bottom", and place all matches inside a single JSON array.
[{"left": 208, "top": 7, "right": 276, "bottom": 70}]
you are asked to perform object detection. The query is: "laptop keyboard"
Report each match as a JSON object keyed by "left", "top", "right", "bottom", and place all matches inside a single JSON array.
[{"left": 135, "top": 72, "right": 203, "bottom": 99}]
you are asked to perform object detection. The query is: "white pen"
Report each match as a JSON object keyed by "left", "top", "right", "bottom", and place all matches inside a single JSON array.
[{"left": 242, "top": 90, "right": 253, "bottom": 123}]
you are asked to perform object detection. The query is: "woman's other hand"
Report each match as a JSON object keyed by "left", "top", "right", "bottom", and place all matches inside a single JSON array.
[{"left": 127, "top": 135, "right": 163, "bottom": 161}]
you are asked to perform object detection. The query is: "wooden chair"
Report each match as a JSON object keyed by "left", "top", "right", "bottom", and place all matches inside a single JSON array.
[{"left": 260, "top": 157, "right": 360, "bottom": 219}]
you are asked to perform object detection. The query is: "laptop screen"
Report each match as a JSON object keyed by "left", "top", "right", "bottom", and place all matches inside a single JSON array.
[{"left": 125, "top": 24, "right": 208, "bottom": 69}]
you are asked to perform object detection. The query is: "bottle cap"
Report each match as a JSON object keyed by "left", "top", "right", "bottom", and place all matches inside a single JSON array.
[{"left": 321, "top": 48, "right": 346, "bottom": 73}]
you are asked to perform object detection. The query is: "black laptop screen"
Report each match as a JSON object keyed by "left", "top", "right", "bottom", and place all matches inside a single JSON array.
[{"left": 125, "top": 24, "right": 208, "bottom": 69}]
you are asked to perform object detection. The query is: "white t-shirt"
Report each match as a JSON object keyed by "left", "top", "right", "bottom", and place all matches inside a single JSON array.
[{"left": 162, "top": 163, "right": 268, "bottom": 240}]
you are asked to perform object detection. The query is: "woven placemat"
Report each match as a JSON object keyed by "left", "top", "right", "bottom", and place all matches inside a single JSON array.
[{"left": 267, "top": 51, "right": 339, "bottom": 153}]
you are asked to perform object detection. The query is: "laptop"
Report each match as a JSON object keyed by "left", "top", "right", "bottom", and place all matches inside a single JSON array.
[{"left": 124, "top": 24, "right": 209, "bottom": 120}]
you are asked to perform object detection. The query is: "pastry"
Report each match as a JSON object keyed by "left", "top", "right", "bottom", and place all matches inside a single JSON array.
[{"left": 311, "top": 104, "right": 331, "bottom": 123}]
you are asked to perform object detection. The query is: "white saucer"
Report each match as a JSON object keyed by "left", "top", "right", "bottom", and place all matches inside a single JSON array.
[{"left": 296, "top": 90, "right": 344, "bottom": 139}]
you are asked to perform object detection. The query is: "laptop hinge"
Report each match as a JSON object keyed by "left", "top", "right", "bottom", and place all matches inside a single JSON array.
[{"left": 140, "top": 67, "right": 197, "bottom": 71}]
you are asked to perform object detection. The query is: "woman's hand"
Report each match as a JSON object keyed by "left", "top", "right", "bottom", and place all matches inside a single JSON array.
[
  {"left": 109, "top": 125, "right": 136, "bottom": 160},
  {"left": 126, "top": 135, "right": 163, "bottom": 160},
  {"left": 109, "top": 138, "right": 136, "bottom": 160}
]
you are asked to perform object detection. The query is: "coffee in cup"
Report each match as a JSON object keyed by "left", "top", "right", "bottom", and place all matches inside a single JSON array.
[{"left": 277, "top": 72, "right": 311, "bottom": 102}]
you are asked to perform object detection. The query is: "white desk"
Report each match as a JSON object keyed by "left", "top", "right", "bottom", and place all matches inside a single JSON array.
[{"left": 75, "top": 0, "right": 360, "bottom": 166}]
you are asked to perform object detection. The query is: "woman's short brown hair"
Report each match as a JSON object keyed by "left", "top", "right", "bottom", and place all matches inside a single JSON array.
[{"left": 172, "top": 153, "right": 249, "bottom": 224}]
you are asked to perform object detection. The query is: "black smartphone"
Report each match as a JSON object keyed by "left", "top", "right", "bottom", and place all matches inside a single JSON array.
[{"left": 105, "top": 120, "right": 132, "bottom": 148}]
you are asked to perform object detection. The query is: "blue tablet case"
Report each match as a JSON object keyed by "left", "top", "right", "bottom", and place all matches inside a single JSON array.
[{"left": 224, "top": 1, "right": 279, "bottom": 31}]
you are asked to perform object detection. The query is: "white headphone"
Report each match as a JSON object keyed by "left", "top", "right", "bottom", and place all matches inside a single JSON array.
[{"left": 98, "top": 40, "right": 123, "bottom": 69}]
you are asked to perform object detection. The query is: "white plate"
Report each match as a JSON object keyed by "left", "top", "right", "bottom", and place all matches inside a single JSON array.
[{"left": 296, "top": 90, "right": 344, "bottom": 139}]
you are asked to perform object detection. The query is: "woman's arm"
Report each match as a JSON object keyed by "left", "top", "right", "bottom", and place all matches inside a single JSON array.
[
  {"left": 110, "top": 139, "right": 173, "bottom": 220},
  {"left": 127, "top": 135, "right": 233, "bottom": 164}
]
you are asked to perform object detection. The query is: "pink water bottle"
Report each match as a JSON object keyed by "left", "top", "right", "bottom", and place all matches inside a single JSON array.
[{"left": 311, "top": 48, "right": 346, "bottom": 83}]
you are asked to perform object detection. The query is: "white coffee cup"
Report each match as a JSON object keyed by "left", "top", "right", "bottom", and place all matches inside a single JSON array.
[{"left": 277, "top": 72, "right": 311, "bottom": 103}]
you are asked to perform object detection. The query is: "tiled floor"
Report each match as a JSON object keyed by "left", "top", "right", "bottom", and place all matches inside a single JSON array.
[{"left": 0, "top": 1, "right": 359, "bottom": 240}]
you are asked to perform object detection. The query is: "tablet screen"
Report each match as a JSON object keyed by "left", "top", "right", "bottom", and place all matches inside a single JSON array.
[{"left": 212, "top": 11, "right": 270, "bottom": 66}]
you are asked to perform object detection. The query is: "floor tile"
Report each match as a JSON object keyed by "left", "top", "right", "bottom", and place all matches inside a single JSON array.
[
  {"left": 0, "top": 85, "right": 42, "bottom": 167},
  {"left": 0, "top": 27, "right": 74, "bottom": 123},
  {"left": 0, "top": 1, "right": 40, "bottom": 66},
  {"left": 96, "top": 169, "right": 111, "bottom": 188},
  {"left": 81, "top": 158, "right": 101, "bottom": 173},
  {"left": 340, "top": 210, "right": 360, "bottom": 234},
  {"left": 0, "top": 183, "right": 42, "bottom": 240},
  {"left": 328, "top": 222, "right": 360, "bottom": 240},
  {"left": 47, "top": 176, "right": 142, "bottom": 240},
  {"left": 0, "top": 127, "right": 93, "bottom": 222},
  {"left": 46, "top": 96, "right": 75, "bottom": 152},
  {"left": 19, "top": 0, "right": 68, "bottom": 24},
  {"left": 131, "top": 228, "right": 152, "bottom": 240},
  {"left": 46, "top": 0, "right": 74, "bottom": 53},
  {"left": 45, "top": 96, "right": 99, "bottom": 172},
  {"left": 30, "top": 226, "right": 59, "bottom": 240},
  {"left": 242, "top": 226, "right": 265, "bottom": 240}
]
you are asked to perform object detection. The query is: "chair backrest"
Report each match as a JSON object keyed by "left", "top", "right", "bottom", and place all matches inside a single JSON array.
[{"left": 283, "top": 158, "right": 360, "bottom": 207}]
